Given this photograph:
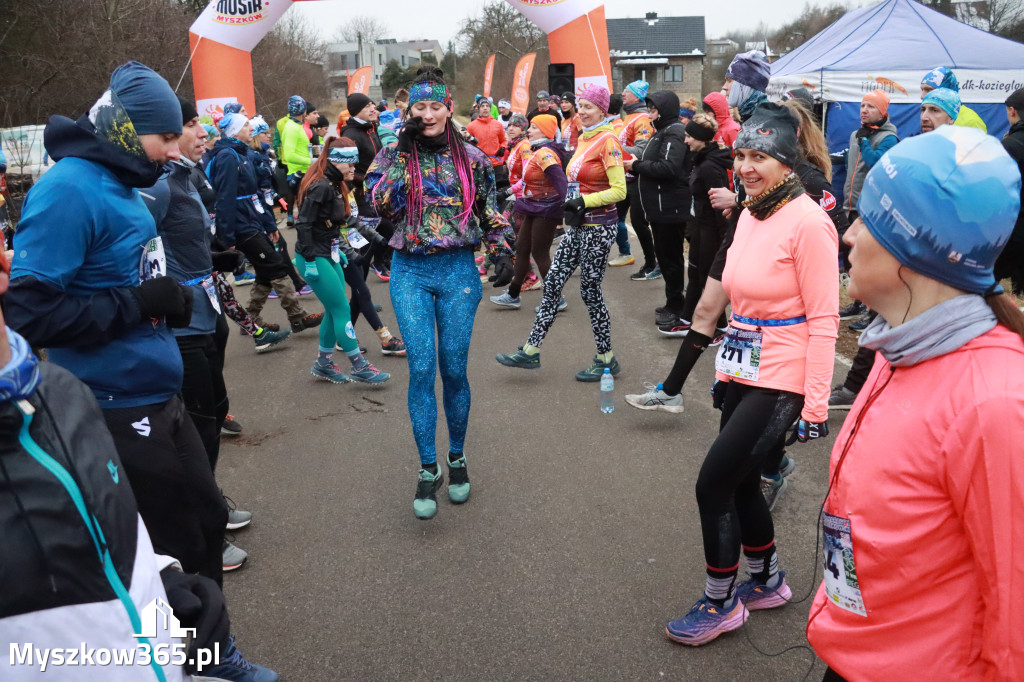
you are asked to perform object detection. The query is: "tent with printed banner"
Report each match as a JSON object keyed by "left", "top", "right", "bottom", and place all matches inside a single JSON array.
[{"left": 767, "top": 0, "right": 1024, "bottom": 205}]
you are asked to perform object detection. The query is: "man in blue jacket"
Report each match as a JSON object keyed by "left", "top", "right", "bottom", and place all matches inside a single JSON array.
[{"left": 7, "top": 62, "right": 228, "bottom": 585}]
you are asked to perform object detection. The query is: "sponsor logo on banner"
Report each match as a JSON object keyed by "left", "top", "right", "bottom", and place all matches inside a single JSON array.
[
  {"left": 517, "top": 0, "right": 569, "bottom": 5},
  {"left": 197, "top": 98, "right": 236, "bottom": 119},
  {"left": 213, "top": 0, "right": 268, "bottom": 25},
  {"left": 770, "top": 70, "right": 1024, "bottom": 104},
  {"left": 510, "top": 53, "right": 537, "bottom": 115}
]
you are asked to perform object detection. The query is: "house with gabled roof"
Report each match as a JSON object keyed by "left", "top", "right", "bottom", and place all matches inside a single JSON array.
[{"left": 606, "top": 12, "right": 706, "bottom": 104}]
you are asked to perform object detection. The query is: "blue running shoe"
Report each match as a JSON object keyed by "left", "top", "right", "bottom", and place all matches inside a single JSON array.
[
  {"left": 311, "top": 360, "right": 351, "bottom": 384},
  {"left": 666, "top": 597, "right": 748, "bottom": 646},
  {"left": 734, "top": 571, "right": 792, "bottom": 612},
  {"left": 233, "top": 271, "right": 256, "bottom": 286},
  {"left": 414, "top": 467, "right": 444, "bottom": 520},
  {"left": 350, "top": 362, "right": 390, "bottom": 384},
  {"left": 447, "top": 453, "right": 470, "bottom": 503},
  {"left": 535, "top": 296, "right": 567, "bottom": 313},
  {"left": 195, "top": 635, "right": 278, "bottom": 681}
]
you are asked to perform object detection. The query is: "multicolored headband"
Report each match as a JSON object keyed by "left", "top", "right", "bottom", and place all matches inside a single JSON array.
[
  {"left": 328, "top": 146, "right": 359, "bottom": 164},
  {"left": 409, "top": 82, "right": 453, "bottom": 111}
]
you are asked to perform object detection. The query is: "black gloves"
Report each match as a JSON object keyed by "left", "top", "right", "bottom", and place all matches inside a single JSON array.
[
  {"left": 211, "top": 250, "right": 244, "bottom": 273},
  {"left": 130, "top": 277, "right": 193, "bottom": 328},
  {"left": 563, "top": 196, "right": 587, "bottom": 227},
  {"left": 711, "top": 379, "right": 728, "bottom": 410},
  {"left": 496, "top": 147, "right": 506, "bottom": 158},
  {"left": 345, "top": 213, "right": 360, "bottom": 228},
  {"left": 786, "top": 419, "right": 830, "bottom": 445},
  {"left": 160, "top": 567, "right": 230, "bottom": 675},
  {"left": 855, "top": 127, "right": 871, "bottom": 141},
  {"left": 397, "top": 116, "right": 427, "bottom": 154},
  {"left": 492, "top": 254, "right": 514, "bottom": 287}
]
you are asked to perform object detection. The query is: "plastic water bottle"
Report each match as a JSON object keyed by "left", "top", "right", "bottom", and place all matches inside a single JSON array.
[{"left": 600, "top": 368, "right": 615, "bottom": 413}]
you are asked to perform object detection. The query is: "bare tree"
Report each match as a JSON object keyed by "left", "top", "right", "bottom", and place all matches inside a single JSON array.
[
  {"left": 955, "top": 0, "right": 1024, "bottom": 35},
  {"left": 334, "top": 16, "right": 389, "bottom": 43},
  {"left": 454, "top": 2, "right": 550, "bottom": 114},
  {"left": 252, "top": 12, "right": 329, "bottom": 122}
]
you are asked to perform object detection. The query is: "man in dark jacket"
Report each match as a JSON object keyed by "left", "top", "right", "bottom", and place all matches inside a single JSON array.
[
  {"left": 626, "top": 90, "right": 691, "bottom": 326},
  {"left": 340, "top": 93, "right": 393, "bottom": 277},
  {"left": 6, "top": 62, "right": 230, "bottom": 584},
  {"left": 997, "top": 88, "right": 1024, "bottom": 295},
  {"left": 209, "top": 113, "right": 321, "bottom": 334},
  {"left": 0, "top": 244, "right": 278, "bottom": 682}
]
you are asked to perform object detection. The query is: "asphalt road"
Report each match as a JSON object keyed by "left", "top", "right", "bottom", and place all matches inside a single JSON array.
[{"left": 216, "top": 250, "right": 851, "bottom": 682}]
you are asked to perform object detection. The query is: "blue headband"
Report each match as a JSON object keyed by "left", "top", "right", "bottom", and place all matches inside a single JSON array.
[{"left": 328, "top": 146, "right": 359, "bottom": 164}]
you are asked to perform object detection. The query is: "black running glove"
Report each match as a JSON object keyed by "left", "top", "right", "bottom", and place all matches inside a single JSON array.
[
  {"left": 397, "top": 117, "right": 427, "bottom": 154},
  {"left": 492, "top": 254, "right": 514, "bottom": 287},
  {"left": 130, "top": 277, "right": 193, "bottom": 328},
  {"left": 786, "top": 419, "right": 830, "bottom": 445},
  {"left": 563, "top": 196, "right": 586, "bottom": 227}
]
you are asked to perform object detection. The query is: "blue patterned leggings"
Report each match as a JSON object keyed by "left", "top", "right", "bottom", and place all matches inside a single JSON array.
[{"left": 390, "top": 249, "right": 482, "bottom": 466}]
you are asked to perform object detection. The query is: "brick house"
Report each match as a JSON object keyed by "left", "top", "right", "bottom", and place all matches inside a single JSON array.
[{"left": 607, "top": 13, "right": 706, "bottom": 105}]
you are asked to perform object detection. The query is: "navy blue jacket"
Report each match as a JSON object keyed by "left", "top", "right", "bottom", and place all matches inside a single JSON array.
[
  {"left": 207, "top": 137, "right": 265, "bottom": 247},
  {"left": 7, "top": 115, "right": 183, "bottom": 408}
]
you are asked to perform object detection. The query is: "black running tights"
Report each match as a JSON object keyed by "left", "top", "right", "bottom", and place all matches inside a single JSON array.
[{"left": 696, "top": 382, "right": 803, "bottom": 572}]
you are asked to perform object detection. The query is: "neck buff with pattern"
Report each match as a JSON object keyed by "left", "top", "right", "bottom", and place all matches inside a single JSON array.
[
  {"left": 88, "top": 89, "right": 149, "bottom": 160},
  {"left": 0, "top": 328, "right": 41, "bottom": 402},
  {"left": 405, "top": 80, "right": 474, "bottom": 228},
  {"left": 742, "top": 172, "right": 804, "bottom": 220}
]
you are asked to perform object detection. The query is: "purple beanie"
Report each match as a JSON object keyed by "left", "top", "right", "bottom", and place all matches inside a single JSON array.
[
  {"left": 578, "top": 85, "right": 610, "bottom": 114},
  {"left": 727, "top": 50, "right": 771, "bottom": 93}
]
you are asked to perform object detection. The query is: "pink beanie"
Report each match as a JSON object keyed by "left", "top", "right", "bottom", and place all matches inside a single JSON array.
[{"left": 578, "top": 85, "right": 610, "bottom": 114}]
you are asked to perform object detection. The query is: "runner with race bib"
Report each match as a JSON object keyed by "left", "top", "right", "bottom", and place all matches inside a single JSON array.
[{"left": 665, "top": 103, "right": 839, "bottom": 646}]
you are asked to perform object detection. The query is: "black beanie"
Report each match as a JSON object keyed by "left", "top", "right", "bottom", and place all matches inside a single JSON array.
[
  {"left": 1006, "top": 88, "right": 1024, "bottom": 112},
  {"left": 179, "top": 96, "right": 198, "bottom": 125},
  {"left": 304, "top": 101, "right": 317, "bottom": 114},
  {"left": 734, "top": 103, "right": 801, "bottom": 167},
  {"left": 347, "top": 93, "right": 372, "bottom": 117}
]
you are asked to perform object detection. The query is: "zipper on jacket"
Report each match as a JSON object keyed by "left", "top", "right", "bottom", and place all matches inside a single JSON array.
[{"left": 15, "top": 400, "right": 168, "bottom": 682}]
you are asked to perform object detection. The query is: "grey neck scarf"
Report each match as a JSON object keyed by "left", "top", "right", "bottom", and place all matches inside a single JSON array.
[{"left": 859, "top": 294, "right": 996, "bottom": 367}]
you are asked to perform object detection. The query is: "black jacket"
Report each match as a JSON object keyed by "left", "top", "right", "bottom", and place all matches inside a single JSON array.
[
  {"left": 337, "top": 118, "right": 382, "bottom": 186},
  {"left": 632, "top": 91, "right": 691, "bottom": 221},
  {"left": 294, "top": 170, "right": 348, "bottom": 261},
  {"left": 997, "top": 120, "right": 1024, "bottom": 278},
  {"left": 690, "top": 143, "right": 732, "bottom": 233},
  {"left": 794, "top": 159, "right": 849, "bottom": 236}
]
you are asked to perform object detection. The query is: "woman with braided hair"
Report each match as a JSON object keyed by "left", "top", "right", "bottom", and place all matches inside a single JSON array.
[{"left": 365, "top": 66, "right": 513, "bottom": 520}]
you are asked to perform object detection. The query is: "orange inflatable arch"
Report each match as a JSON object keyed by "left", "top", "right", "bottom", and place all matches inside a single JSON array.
[{"left": 188, "top": 0, "right": 612, "bottom": 118}]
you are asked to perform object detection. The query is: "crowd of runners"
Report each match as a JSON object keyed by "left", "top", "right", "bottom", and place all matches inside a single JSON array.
[{"left": 1, "top": 49, "right": 1023, "bottom": 681}]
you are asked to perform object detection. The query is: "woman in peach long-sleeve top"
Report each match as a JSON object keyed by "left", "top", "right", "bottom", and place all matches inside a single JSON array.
[
  {"left": 665, "top": 103, "right": 839, "bottom": 647},
  {"left": 808, "top": 127, "right": 1024, "bottom": 682}
]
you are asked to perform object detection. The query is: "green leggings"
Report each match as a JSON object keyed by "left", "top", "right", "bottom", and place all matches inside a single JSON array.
[{"left": 294, "top": 254, "right": 358, "bottom": 353}]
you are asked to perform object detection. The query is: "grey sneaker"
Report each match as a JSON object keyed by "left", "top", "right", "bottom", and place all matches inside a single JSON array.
[
  {"left": 222, "top": 541, "right": 248, "bottom": 572},
  {"left": 535, "top": 296, "right": 568, "bottom": 313},
  {"left": 828, "top": 385, "right": 857, "bottom": 410},
  {"left": 490, "top": 291, "right": 521, "bottom": 309},
  {"left": 645, "top": 265, "right": 663, "bottom": 280},
  {"left": 760, "top": 475, "right": 788, "bottom": 512},
  {"left": 625, "top": 382, "right": 684, "bottom": 414},
  {"left": 225, "top": 499, "right": 252, "bottom": 530}
]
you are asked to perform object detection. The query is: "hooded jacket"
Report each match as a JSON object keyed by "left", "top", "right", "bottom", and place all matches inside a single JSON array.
[
  {"left": 690, "top": 142, "right": 732, "bottom": 229},
  {"left": 631, "top": 91, "right": 691, "bottom": 221},
  {"left": 795, "top": 159, "right": 849, "bottom": 236},
  {"left": 703, "top": 92, "right": 741, "bottom": 148},
  {"left": 0, "top": 362, "right": 189, "bottom": 682},
  {"left": 7, "top": 115, "right": 183, "bottom": 408},
  {"left": 466, "top": 113, "right": 508, "bottom": 166},
  {"left": 207, "top": 136, "right": 266, "bottom": 247},
  {"left": 807, "top": 324, "right": 1024, "bottom": 681}
]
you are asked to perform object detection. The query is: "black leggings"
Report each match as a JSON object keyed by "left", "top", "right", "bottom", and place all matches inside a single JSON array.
[
  {"left": 682, "top": 218, "right": 727, "bottom": 322},
  {"left": 344, "top": 255, "right": 384, "bottom": 331},
  {"left": 650, "top": 219, "right": 686, "bottom": 313},
  {"left": 509, "top": 214, "right": 558, "bottom": 298},
  {"left": 617, "top": 182, "right": 656, "bottom": 269},
  {"left": 696, "top": 382, "right": 803, "bottom": 572}
]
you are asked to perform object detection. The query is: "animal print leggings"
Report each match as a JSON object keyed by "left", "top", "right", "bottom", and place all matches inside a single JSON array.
[{"left": 527, "top": 207, "right": 617, "bottom": 354}]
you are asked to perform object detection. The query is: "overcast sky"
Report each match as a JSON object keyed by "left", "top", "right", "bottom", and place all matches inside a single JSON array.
[{"left": 290, "top": 0, "right": 858, "bottom": 46}]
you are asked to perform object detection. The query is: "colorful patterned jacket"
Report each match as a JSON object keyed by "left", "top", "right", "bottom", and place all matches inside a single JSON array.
[{"left": 365, "top": 137, "right": 512, "bottom": 257}]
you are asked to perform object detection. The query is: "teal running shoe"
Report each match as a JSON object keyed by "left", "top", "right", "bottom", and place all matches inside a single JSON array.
[
  {"left": 414, "top": 467, "right": 444, "bottom": 520},
  {"left": 447, "top": 453, "right": 470, "bottom": 504},
  {"left": 496, "top": 347, "right": 540, "bottom": 369}
]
